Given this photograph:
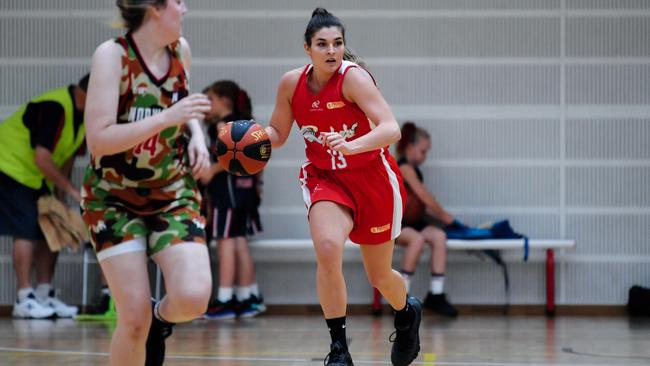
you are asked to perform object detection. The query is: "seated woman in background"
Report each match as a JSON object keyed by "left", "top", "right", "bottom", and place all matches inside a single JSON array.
[
  {"left": 200, "top": 80, "right": 265, "bottom": 319},
  {"left": 394, "top": 122, "right": 463, "bottom": 318}
]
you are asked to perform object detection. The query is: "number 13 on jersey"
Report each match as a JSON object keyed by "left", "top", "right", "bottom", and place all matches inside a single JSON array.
[{"left": 327, "top": 149, "right": 348, "bottom": 170}]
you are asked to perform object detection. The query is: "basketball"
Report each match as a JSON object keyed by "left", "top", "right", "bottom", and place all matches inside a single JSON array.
[{"left": 215, "top": 120, "right": 272, "bottom": 176}]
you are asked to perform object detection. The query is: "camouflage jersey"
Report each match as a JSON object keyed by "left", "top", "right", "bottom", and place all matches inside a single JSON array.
[{"left": 82, "top": 33, "right": 199, "bottom": 216}]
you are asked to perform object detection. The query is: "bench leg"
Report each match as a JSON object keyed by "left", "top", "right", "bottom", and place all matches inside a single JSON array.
[
  {"left": 82, "top": 247, "right": 89, "bottom": 309},
  {"left": 545, "top": 249, "right": 556, "bottom": 317}
]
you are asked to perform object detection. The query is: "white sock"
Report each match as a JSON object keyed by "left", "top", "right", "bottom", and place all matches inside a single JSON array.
[
  {"left": 101, "top": 286, "right": 110, "bottom": 296},
  {"left": 401, "top": 273, "right": 412, "bottom": 293},
  {"left": 18, "top": 287, "right": 34, "bottom": 302},
  {"left": 218, "top": 287, "right": 233, "bottom": 303},
  {"left": 248, "top": 283, "right": 260, "bottom": 297},
  {"left": 430, "top": 275, "right": 445, "bottom": 295},
  {"left": 35, "top": 283, "right": 52, "bottom": 300},
  {"left": 236, "top": 286, "right": 251, "bottom": 301},
  {"left": 153, "top": 301, "right": 172, "bottom": 324}
]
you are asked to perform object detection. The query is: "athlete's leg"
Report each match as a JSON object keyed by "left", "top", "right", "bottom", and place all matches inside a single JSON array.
[
  {"left": 395, "top": 227, "right": 426, "bottom": 275},
  {"left": 214, "top": 206, "right": 237, "bottom": 304},
  {"left": 421, "top": 225, "right": 447, "bottom": 274},
  {"left": 361, "top": 241, "right": 422, "bottom": 366},
  {"left": 13, "top": 238, "right": 35, "bottom": 290},
  {"left": 99, "top": 249, "right": 152, "bottom": 366},
  {"left": 152, "top": 243, "right": 212, "bottom": 322},
  {"left": 218, "top": 238, "right": 236, "bottom": 289},
  {"left": 309, "top": 201, "right": 353, "bottom": 319},
  {"left": 234, "top": 237, "right": 255, "bottom": 286},
  {"left": 34, "top": 239, "right": 57, "bottom": 285},
  {"left": 359, "top": 241, "right": 407, "bottom": 310}
]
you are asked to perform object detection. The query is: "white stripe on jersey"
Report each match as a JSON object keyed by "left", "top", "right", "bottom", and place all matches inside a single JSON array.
[
  {"left": 379, "top": 148, "right": 403, "bottom": 240},
  {"left": 299, "top": 161, "right": 313, "bottom": 209}
]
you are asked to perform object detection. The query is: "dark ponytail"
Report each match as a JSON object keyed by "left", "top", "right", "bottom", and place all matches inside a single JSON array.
[
  {"left": 115, "top": 0, "right": 166, "bottom": 31},
  {"left": 397, "top": 121, "right": 429, "bottom": 157},
  {"left": 235, "top": 89, "right": 253, "bottom": 120},
  {"left": 304, "top": 8, "right": 367, "bottom": 69},
  {"left": 304, "top": 8, "right": 345, "bottom": 46},
  {"left": 343, "top": 46, "right": 367, "bottom": 69}
]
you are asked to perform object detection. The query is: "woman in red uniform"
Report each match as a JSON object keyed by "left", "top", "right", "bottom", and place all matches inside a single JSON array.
[{"left": 265, "top": 8, "right": 421, "bottom": 366}]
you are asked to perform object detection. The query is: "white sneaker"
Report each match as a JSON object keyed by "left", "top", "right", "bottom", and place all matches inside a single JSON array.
[
  {"left": 12, "top": 293, "right": 56, "bottom": 319},
  {"left": 39, "top": 290, "right": 78, "bottom": 318}
]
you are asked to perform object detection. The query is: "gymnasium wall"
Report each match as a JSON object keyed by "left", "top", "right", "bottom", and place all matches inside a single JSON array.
[{"left": 1, "top": 0, "right": 649, "bottom": 306}]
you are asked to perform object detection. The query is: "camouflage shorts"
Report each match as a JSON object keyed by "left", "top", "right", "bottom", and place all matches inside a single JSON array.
[{"left": 81, "top": 172, "right": 206, "bottom": 261}]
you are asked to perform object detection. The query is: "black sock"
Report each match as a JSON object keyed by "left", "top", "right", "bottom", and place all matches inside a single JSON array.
[
  {"left": 326, "top": 316, "right": 347, "bottom": 349},
  {"left": 394, "top": 297, "right": 414, "bottom": 329}
]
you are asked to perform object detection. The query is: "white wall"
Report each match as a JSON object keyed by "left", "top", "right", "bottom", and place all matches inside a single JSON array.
[{"left": 1, "top": 0, "right": 649, "bottom": 305}]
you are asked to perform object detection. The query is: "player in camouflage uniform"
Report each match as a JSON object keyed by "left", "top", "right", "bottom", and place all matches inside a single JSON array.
[{"left": 81, "top": 1, "right": 212, "bottom": 365}]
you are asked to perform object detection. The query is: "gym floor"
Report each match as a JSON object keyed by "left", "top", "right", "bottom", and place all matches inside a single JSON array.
[{"left": 1, "top": 315, "right": 649, "bottom": 365}]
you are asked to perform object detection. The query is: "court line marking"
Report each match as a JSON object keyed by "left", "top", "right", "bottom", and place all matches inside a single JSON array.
[
  {"left": 0, "top": 346, "right": 632, "bottom": 366},
  {"left": 562, "top": 347, "right": 650, "bottom": 361}
]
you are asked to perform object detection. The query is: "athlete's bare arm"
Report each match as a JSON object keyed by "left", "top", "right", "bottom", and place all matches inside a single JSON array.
[
  {"left": 179, "top": 37, "right": 205, "bottom": 141},
  {"left": 323, "top": 67, "right": 400, "bottom": 155},
  {"left": 86, "top": 40, "right": 210, "bottom": 157},
  {"left": 34, "top": 147, "right": 80, "bottom": 201},
  {"left": 265, "top": 68, "right": 301, "bottom": 149}
]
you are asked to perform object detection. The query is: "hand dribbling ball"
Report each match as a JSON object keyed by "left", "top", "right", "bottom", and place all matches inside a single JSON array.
[{"left": 215, "top": 120, "right": 271, "bottom": 176}]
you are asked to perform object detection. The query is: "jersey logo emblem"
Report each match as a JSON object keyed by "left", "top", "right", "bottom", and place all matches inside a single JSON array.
[
  {"left": 300, "top": 122, "right": 359, "bottom": 144},
  {"left": 326, "top": 101, "right": 345, "bottom": 110},
  {"left": 370, "top": 224, "right": 391, "bottom": 234},
  {"left": 311, "top": 100, "right": 321, "bottom": 109}
]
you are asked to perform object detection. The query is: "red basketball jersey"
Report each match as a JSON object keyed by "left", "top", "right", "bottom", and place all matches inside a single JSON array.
[{"left": 291, "top": 61, "right": 382, "bottom": 170}]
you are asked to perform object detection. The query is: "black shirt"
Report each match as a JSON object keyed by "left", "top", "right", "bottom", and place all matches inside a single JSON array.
[
  {"left": 22, "top": 85, "right": 85, "bottom": 154},
  {"left": 397, "top": 157, "right": 423, "bottom": 184}
]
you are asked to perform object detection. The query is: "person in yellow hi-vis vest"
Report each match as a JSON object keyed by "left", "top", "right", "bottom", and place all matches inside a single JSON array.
[{"left": 0, "top": 74, "right": 88, "bottom": 319}]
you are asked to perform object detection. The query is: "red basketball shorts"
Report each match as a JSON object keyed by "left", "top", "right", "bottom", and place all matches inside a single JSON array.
[{"left": 298, "top": 149, "right": 406, "bottom": 245}]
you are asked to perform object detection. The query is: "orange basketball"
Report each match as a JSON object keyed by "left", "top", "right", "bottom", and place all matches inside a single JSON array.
[{"left": 215, "top": 120, "right": 272, "bottom": 176}]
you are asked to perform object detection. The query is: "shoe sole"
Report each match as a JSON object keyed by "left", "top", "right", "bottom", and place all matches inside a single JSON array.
[
  {"left": 252, "top": 305, "right": 267, "bottom": 313},
  {"left": 237, "top": 310, "right": 260, "bottom": 318},
  {"left": 12, "top": 312, "right": 55, "bottom": 319},
  {"left": 54, "top": 312, "right": 78, "bottom": 318},
  {"left": 203, "top": 312, "right": 237, "bottom": 320}
]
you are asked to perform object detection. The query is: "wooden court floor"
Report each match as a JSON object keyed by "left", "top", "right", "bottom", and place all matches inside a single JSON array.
[{"left": 0, "top": 314, "right": 649, "bottom": 365}]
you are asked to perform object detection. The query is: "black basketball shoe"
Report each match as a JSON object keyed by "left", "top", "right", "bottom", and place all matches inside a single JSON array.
[
  {"left": 423, "top": 292, "right": 458, "bottom": 317},
  {"left": 324, "top": 341, "right": 354, "bottom": 366},
  {"left": 145, "top": 300, "right": 175, "bottom": 366},
  {"left": 390, "top": 296, "right": 422, "bottom": 366}
]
